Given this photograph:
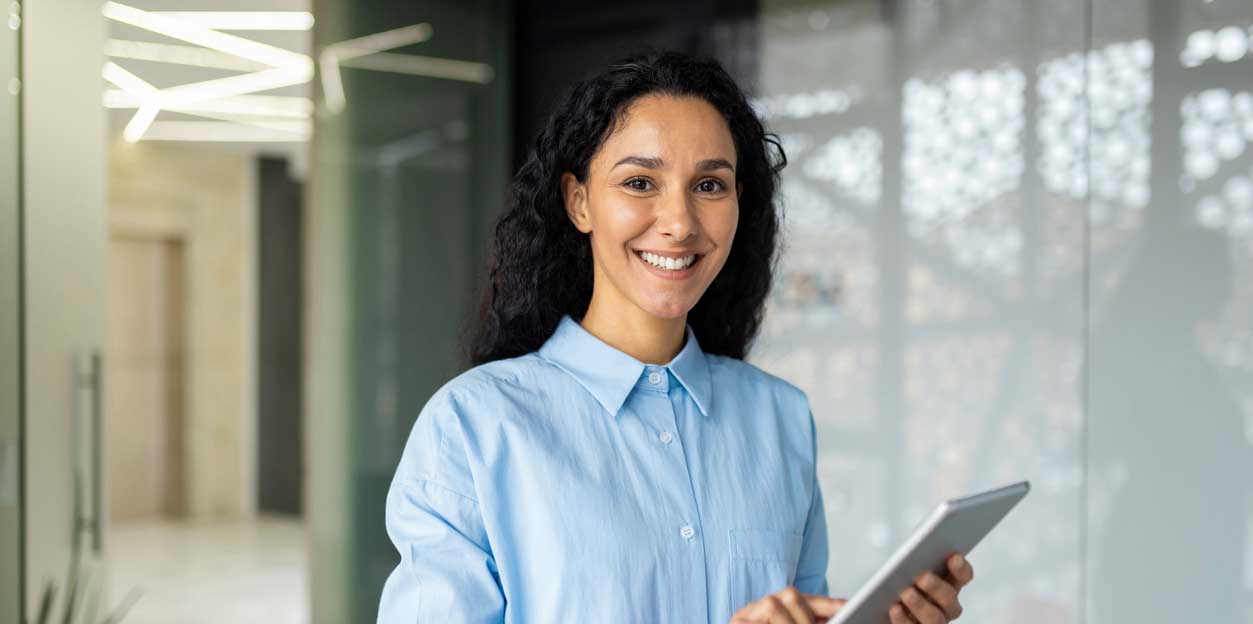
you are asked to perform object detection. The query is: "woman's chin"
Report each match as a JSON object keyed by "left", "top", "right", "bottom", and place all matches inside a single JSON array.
[{"left": 638, "top": 298, "right": 695, "bottom": 320}]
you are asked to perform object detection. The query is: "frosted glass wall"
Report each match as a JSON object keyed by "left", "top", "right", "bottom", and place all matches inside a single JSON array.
[
  {"left": 748, "top": 1, "right": 1251, "bottom": 622},
  {"left": 1087, "top": 1, "right": 1253, "bottom": 622}
]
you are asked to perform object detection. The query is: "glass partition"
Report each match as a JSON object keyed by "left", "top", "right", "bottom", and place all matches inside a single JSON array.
[
  {"left": 308, "top": 1, "right": 509, "bottom": 621},
  {"left": 748, "top": 1, "right": 1088, "bottom": 619},
  {"left": 1087, "top": 1, "right": 1253, "bottom": 621},
  {"left": 745, "top": 1, "right": 1253, "bottom": 621},
  {"left": 309, "top": 1, "right": 1251, "bottom": 620},
  {"left": 0, "top": 1, "right": 21, "bottom": 621}
]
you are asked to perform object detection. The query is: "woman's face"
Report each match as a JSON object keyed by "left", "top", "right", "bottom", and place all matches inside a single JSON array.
[{"left": 562, "top": 94, "right": 741, "bottom": 321}]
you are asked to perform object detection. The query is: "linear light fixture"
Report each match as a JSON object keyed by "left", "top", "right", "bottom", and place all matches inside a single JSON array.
[
  {"left": 160, "top": 109, "right": 311, "bottom": 135},
  {"left": 103, "top": 63, "right": 312, "bottom": 140},
  {"left": 142, "top": 120, "right": 309, "bottom": 142},
  {"left": 320, "top": 23, "right": 434, "bottom": 113},
  {"left": 103, "top": 2, "right": 312, "bottom": 70},
  {"left": 103, "top": 90, "right": 313, "bottom": 119},
  {"left": 101, "top": 4, "right": 494, "bottom": 142},
  {"left": 102, "top": 61, "right": 157, "bottom": 98},
  {"left": 105, "top": 38, "right": 268, "bottom": 72},
  {"left": 147, "top": 11, "right": 314, "bottom": 31},
  {"left": 157, "top": 65, "right": 311, "bottom": 106},
  {"left": 103, "top": 2, "right": 315, "bottom": 142},
  {"left": 341, "top": 52, "right": 493, "bottom": 84},
  {"left": 124, "top": 105, "right": 162, "bottom": 143},
  {"left": 102, "top": 61, "right": 161, "bottom": 142}
]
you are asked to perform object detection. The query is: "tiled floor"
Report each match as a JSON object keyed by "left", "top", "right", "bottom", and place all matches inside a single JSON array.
[{"left": 104, "top": 515, "right": 308, "bottom": 624}]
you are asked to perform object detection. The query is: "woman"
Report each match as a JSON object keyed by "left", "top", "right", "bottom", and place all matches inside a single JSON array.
[{"left": 377, "top": 51, "right": 973, "bottom": 624}]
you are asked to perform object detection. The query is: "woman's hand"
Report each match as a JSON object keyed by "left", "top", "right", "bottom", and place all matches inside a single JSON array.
[
  {"left": 889, "top": 553, "right": 975, "bottom": 624},
  {"left": 728, "top": 553, "right": 973, "bottom": 624},
  {"left": 729, "top": 587, "right": 845, "bottom": 623}
]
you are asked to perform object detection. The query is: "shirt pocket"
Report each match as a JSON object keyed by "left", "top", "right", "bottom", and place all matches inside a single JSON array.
[{"left": 727, "top": 528, "right": 804, "bottom": 615}]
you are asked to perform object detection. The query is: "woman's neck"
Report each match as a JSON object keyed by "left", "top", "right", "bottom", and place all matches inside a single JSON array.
[{"left": 580, "top": 296, "right": 687, "bottom": 365}]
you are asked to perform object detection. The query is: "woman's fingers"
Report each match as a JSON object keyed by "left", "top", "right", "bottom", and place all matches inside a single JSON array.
[
  {"left": 946, "top": 554, "right": 974, "bottom": 589},
  {"left": 804, "top": 595, "right": 845, "bottom": 619},
  {"left": 915, "top": 571, "right": 962, "bottom": 620},
  {"left": 729, "top": 589, "right": 847, "bottom": 624},
  {"left": 775, "top": 587, "right": 816, "bottom": 623},
  {"left": 750, "top": 594, "right": 798, "bottom": 624},
  {"left": 888, "top": 603, "right": 916, "bottom": 624},
  {"left": 889, "top": 559, "right": 972, "bottom": 624},
  {"left": 900, "top": 586, "right": 947, "bottom": 624}
]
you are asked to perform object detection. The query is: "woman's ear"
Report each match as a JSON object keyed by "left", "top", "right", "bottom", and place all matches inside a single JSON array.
[{"left": 561, "top": 171, "right": 592, "bottom": 234}]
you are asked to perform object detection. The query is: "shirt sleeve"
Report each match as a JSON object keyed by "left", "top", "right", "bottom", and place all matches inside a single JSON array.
[
  {"left": 377, "top": 387, "right": 506, "bottom": 623},
  {"left": 794, "top": 407, "right": 830, "bottom": 595}
]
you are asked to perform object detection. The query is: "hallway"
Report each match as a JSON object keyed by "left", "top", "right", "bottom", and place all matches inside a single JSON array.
[{"left": 105, "top": 516, "right": 307, "bottom": 624}]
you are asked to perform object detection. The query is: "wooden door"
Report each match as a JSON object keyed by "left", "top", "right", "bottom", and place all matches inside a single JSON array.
[{"left": 107, "top": 236, "right": 185, "bottom": 521}]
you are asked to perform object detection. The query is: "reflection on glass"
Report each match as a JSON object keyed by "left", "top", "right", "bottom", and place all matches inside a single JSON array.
[
  {"left": 309, "top": 1, "right": 509, "bottom": 621},
  {"left": 749, "top": 1, "right": 1086, "bottom": 620},
  {"left": 1088, "top": 1, "right": 1253, "bottom": 622}
]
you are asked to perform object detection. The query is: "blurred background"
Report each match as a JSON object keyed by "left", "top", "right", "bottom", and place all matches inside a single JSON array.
[{"left": 1, "top": 0, "right": 1251, "bottom": 622}]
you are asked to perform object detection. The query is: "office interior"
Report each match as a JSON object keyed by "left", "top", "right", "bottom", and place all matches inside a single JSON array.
[{"left": 1, "top": 0, "right": 1251, "bottom": 622}]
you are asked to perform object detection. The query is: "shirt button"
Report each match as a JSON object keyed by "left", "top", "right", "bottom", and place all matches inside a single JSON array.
[
  {"left": 659, "top": 431, "right": 674, "bottom": 445},
  {"left": 680, "top": 525, "right": 695, "bottom": 540},
  {"left": 648, "top": 371, "right": 662, "bottom": 384}
]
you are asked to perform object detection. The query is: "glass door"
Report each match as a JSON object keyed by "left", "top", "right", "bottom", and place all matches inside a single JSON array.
[
  {"left": 0, "top": 1, "right": 21, "bottom": 621},
  {"left": 19, "top": 1, "right": 107, "bottom": 621}
]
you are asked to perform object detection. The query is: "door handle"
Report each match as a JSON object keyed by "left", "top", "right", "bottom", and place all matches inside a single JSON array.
[
  {"left": 74, "top": 350, "right": 103, "bottom": 554},
  {"left": 89, "top": 350, "right": 102, "bottom": 554}
]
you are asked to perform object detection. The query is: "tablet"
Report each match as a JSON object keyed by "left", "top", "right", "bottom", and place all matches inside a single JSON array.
[{"left": 830, "top": 481, "right": 1030, "bottom": 624}]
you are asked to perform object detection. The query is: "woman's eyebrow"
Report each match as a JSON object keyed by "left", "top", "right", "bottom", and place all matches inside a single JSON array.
[
  {"left": 612, "top": 155, "right": 665, "bottom": 170},
  {"left": 697, "top": 158, "right": 735, "bottom": 173},
  {"left": 610, "top": 155, "right": 735, "bottom": 172}
]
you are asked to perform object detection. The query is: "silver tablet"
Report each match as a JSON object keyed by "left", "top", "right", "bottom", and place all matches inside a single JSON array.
[{"left": 830, "top": 481, "right": 1030, "bottom": 624}]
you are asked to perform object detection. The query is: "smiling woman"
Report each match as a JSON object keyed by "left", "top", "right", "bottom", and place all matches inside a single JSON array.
[
  {"left": 469, "top": 51, "right": 785, "bottom": 365},
  {"left": 561, "top": 94, "right": 744, "bottom": 352},
  {"left": 376, "top": 51, "right": 972, "bottom": 624}
]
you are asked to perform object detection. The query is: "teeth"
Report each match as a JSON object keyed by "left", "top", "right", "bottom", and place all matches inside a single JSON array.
[{"left": 639, "top": 251, "right": 696, "bottom": 270}]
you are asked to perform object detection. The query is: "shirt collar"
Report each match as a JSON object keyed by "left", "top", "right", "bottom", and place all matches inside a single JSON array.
[{"left": 538, "top": 314, "right": 713, "bottom": 418}]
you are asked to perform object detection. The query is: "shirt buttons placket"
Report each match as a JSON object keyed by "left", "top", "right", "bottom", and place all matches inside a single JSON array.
[
  {"left": 647, "top": 370, "right": 662, "bottom": 385},
  {"left": 659, "top": 431, "right": 673, "bottom": 445},
  {"left": 680, "top": 525, "right": 695, "bottom": 540}
]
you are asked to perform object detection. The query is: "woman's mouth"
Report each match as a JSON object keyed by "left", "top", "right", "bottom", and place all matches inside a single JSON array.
[{"left": 634, "top": 250, "right": 702, "bottom": 280}]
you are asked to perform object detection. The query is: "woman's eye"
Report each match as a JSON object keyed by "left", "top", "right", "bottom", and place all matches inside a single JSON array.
[
  {"left": 624, "top": 178, "right": 652, "bottom": 191},
  {"left": 697, "top": 179, "right": 726, "bottom": 193}
]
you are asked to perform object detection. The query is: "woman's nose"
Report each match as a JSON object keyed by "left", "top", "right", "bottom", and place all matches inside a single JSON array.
[{"left": 657, "top": 190, "right": 698, "bottom": 241}]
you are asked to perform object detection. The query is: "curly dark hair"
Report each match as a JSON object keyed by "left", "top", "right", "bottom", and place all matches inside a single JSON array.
[{"left": 468, "top": 50, "right": 787, "bottom": 365}]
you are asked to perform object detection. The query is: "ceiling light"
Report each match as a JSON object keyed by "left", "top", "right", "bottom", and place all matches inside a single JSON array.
[
  {"left": 103, "top": 2, "right": 311, "bottom": 71},
  {"left": 146, "top": 11, "right": 314, "bottom": 31},
  {"left": 103, "top": 90, "right": 312, "bottom": 119},
  {"left": 141, "top": 120, "right": 309, "bottom": 142},
  {"left": 320, "top": 23, "right": 433, "bottom": 113},
  {"left": 341, "top": 53, "right": 493, "bottom": 84},
  {"left": 105, "top": 38, "right": 266, "bottom": 72}
]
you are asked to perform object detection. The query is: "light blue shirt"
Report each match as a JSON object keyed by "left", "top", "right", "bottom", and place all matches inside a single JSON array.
[{"left": 378, "top": 314, "right": 829, "bottom": 623}]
